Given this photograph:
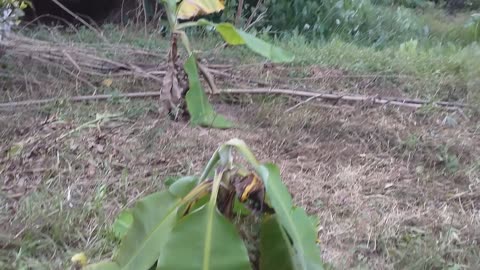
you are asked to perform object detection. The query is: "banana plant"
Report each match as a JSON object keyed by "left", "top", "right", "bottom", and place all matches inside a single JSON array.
[
  {"left": 158, "top": 0, "right": 294, "bottom": 128},
  {"left": 80, "top": 139, "right": 324, "bottom": 270}
]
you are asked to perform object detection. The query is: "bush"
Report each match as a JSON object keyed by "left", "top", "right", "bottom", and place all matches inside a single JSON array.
[
  {"left": 423, "top": 10, "right": 480, "bottom": 44},
  {"left": 371, "top": 0, "right": 431, "bottom": 8},
  {"left": 0, "top": 0, "right": 28, "bottom": 40},
  {"left": 260, "top": 0, "right": 426, "bottom": 46}
]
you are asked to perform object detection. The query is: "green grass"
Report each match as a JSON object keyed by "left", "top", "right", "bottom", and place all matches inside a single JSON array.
[
  {"left": 200, "top": 30, "right": 480, "bottom": 104},
  {"left": 283, "top": 36, "right": 479, "bottom": 102},
  {"left": 0, "top": 189, "right": 116, "bottom": 269},
  {"left": 17, "top": 5, "right": 480, "bottom": 106},
  {"left": 422, "top": 9, "right": 480, "bottom": 45}
]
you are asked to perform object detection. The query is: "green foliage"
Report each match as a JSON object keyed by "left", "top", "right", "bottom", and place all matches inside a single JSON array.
[
  {"left": 83, "top": 139, "right": 324, "bottom": 270},
  {"left": 258, "top": 164, "right": 324, "bottom": 270},
  {"left": 371, "top": 0, "right": 432, "bottom": 8},
  {"left": 437, "top": 145, "right": 460, "bottom": 173},
  {"left": 0, "top": 0, "right": 30, "bottom": 39},
  {"left": 423, "top": 10, "right": 480, "bottom": 44},
  {"left": 260, "top": 0, "right": 425, "bottom": 45},
  {"left": 184, "top": 55, "right": 234, "bottom": 128},
  {"left": 260, "top": 215, "right": 298, "bottom": 270},
  {"left": 111, "top": 210, "right": 133, "bottom": 240},
  {"left": 158, "top": 0, "right": 293, "bottom": 128},
  {"left": 276, "top": 35, "right": 480, "bottom": 104},
  {"left": 198, "top": 19, "right": 295, "bottom": 62},
  {"left": 464, "top": 13, "right": 480, "bottom": 40},
  {"left": 157, "top": 207, "right": 252, "bottom": 270}
]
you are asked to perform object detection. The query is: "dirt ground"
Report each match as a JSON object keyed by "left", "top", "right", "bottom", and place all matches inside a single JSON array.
[{"left": 1, "top": 86, "right": 479, "bottom": 269}]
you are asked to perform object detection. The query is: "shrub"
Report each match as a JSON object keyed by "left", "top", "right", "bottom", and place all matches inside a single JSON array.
[{"left": 258, "top": 0, "right": 426, "bottom": 45}]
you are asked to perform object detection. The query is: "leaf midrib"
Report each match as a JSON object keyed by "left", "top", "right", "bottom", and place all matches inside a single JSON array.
[{"left": 120, "top": 199, "right": 180, "bottom": 269}]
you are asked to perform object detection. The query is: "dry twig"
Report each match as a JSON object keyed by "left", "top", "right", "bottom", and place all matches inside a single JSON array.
[{"left": 0, "top": 88, "right": 471, "bottom": 112}]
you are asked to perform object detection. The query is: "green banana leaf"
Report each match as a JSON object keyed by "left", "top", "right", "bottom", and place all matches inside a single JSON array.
[
  {"left": 257, "top": 163, "right": 324, "bottom": 270},
  {"left": 223, "top": 138, "right": 259, "bottom": 167},
  {"left": 157, "top": 206, "right": 252, "bottom": 270},
  {"left": 112, "top": 191, "right": 180, "bottom": 270},
  {"left": 260, "top": 215, "right": 298, "bottom": 270},
  {"left": 184, "top": 55, "right": 233, "bottom": 129},
  {"left": 158, "top": 169, "right": 251, "bottom": 270},
  {"left": 85, "top": 261, "right": 120, "bottom": 270},
  {"left": 111, "top": 209, "right": 134, "bottom": 240},
  {"left": 197, "top": 20, "right": 295, "bottom": 63},
  {"left": 168, "top": 176, "right": 198, "bottom": 197}
]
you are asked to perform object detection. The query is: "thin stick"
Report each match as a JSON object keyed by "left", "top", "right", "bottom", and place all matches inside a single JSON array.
[
  {"left": 207, "top": 68, "right": 273, "bottom": 86},
  {"left": 30, "top": 55, "right": 97, "bottom": 90},
  {"left": 284, "top": 94, "right": 323, "bottom": 113},
  {"left": 62, "top": 50, "right": 82, "bottom": 71},
  {"left": 245, "top": 0, "right": 265, "bottom": 31},
  {"left": 0, "top": 88, "right": 471, "bottom": 111},
  {"left": 235, "top": 0, "right": 245, "bottom": 27},
  {"left": 221, "top": 88, "right": 472, "bottom": 109},
  {"left": 198, "top": 63, "right": 219, "bottom": 94},
  {"left": 56, "top": 113, "right": 122, "bottom": 141},
  {"left": 51, "top": 0, "right": 108, "bottom": 43},
  {"left": 0, "top": 92, "right": 162, "bottom": 109}
]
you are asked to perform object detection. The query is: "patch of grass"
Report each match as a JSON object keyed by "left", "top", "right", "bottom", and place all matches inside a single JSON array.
[
  {"left": 274, "top": 36, "right": 480, "bottom": 104},
  {"left": 423, "top": 9, "right": 480, "bottom": 45},
  {"left": 385, "top": 228, "right": 480, "bottom": 269},
  {"left": 1, "top": 184, "right": 116, "bottom": 269}
]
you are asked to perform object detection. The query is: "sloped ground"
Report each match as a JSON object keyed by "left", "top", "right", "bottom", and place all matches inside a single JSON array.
[{"left": 1, "top": 94, "right": 479, "bottom": 269}]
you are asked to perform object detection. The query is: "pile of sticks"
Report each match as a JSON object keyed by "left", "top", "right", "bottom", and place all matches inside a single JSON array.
[{"left": 0, "top": 33, "right": 473, "bottom": 113}]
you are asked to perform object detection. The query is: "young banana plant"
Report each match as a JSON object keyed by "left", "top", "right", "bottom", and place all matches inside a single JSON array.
[
  {"left": 158, "top": 0, "right": 294, "bottom": 128},
  {"left": 81, "top": 138, "right": 325, "bottom": 270}
]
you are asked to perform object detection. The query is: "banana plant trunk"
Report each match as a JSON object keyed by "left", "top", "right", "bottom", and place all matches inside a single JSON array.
[{"left": 160, "top": 33, "right": 189, "bottom": 119}]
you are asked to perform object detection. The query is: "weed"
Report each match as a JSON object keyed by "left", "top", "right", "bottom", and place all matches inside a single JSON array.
[
  {"left": 402, "top": 133, "right": 421, "bottom": 150},
  {"left": 387, "top": 228, "right": 480, "bottom": 269},
  {"left": 437, "top": 145, "right": 460, "bottom": 173}
]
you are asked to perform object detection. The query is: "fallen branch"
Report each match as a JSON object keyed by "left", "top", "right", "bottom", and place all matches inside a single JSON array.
[
  {"left": 284, "top": 93, "right": 323, "bottom": 113},
  {"left": 198, "top": 63, "right": 219, "bottom": 94},
  {"left": 221, "top": 88, "right": 473, "bottom": 109},
  {"left": 0, "top": 88, "right": 471, "bottom": 111}
]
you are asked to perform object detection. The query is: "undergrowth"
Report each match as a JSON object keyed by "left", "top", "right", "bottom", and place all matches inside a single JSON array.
[{"left": 15, "top": 12, "right": 480, "bottom": 106}]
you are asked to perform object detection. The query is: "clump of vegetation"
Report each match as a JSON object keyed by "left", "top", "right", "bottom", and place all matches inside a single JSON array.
[
  {"left": 254, "top": 0, "right": 425, "bottom": 45},
  {"left": 0, "top": 0, "right": 29, "bottom": 39},
  {"left": 156, "top": 0, "right": 292, "bottom": 128},
  {"left": 77, "top": 139, "right": 324, "bottom": 270}
]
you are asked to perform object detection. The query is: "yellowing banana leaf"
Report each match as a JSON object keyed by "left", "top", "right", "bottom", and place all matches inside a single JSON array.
[
  {"left": 168, "top": 176, "right": 198, "bottom": 197},
  {"left": 197, "top": 20, "right": 295, "bottom": 63},
  {"left": 257, "top": 163, "right": 325, "bottom": 270},
  {"left": 184, "top": 55, "right": 233, "bottom": 128},
  {"left": 177, "top": 0, "right": 225, "bottom": 20}
]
